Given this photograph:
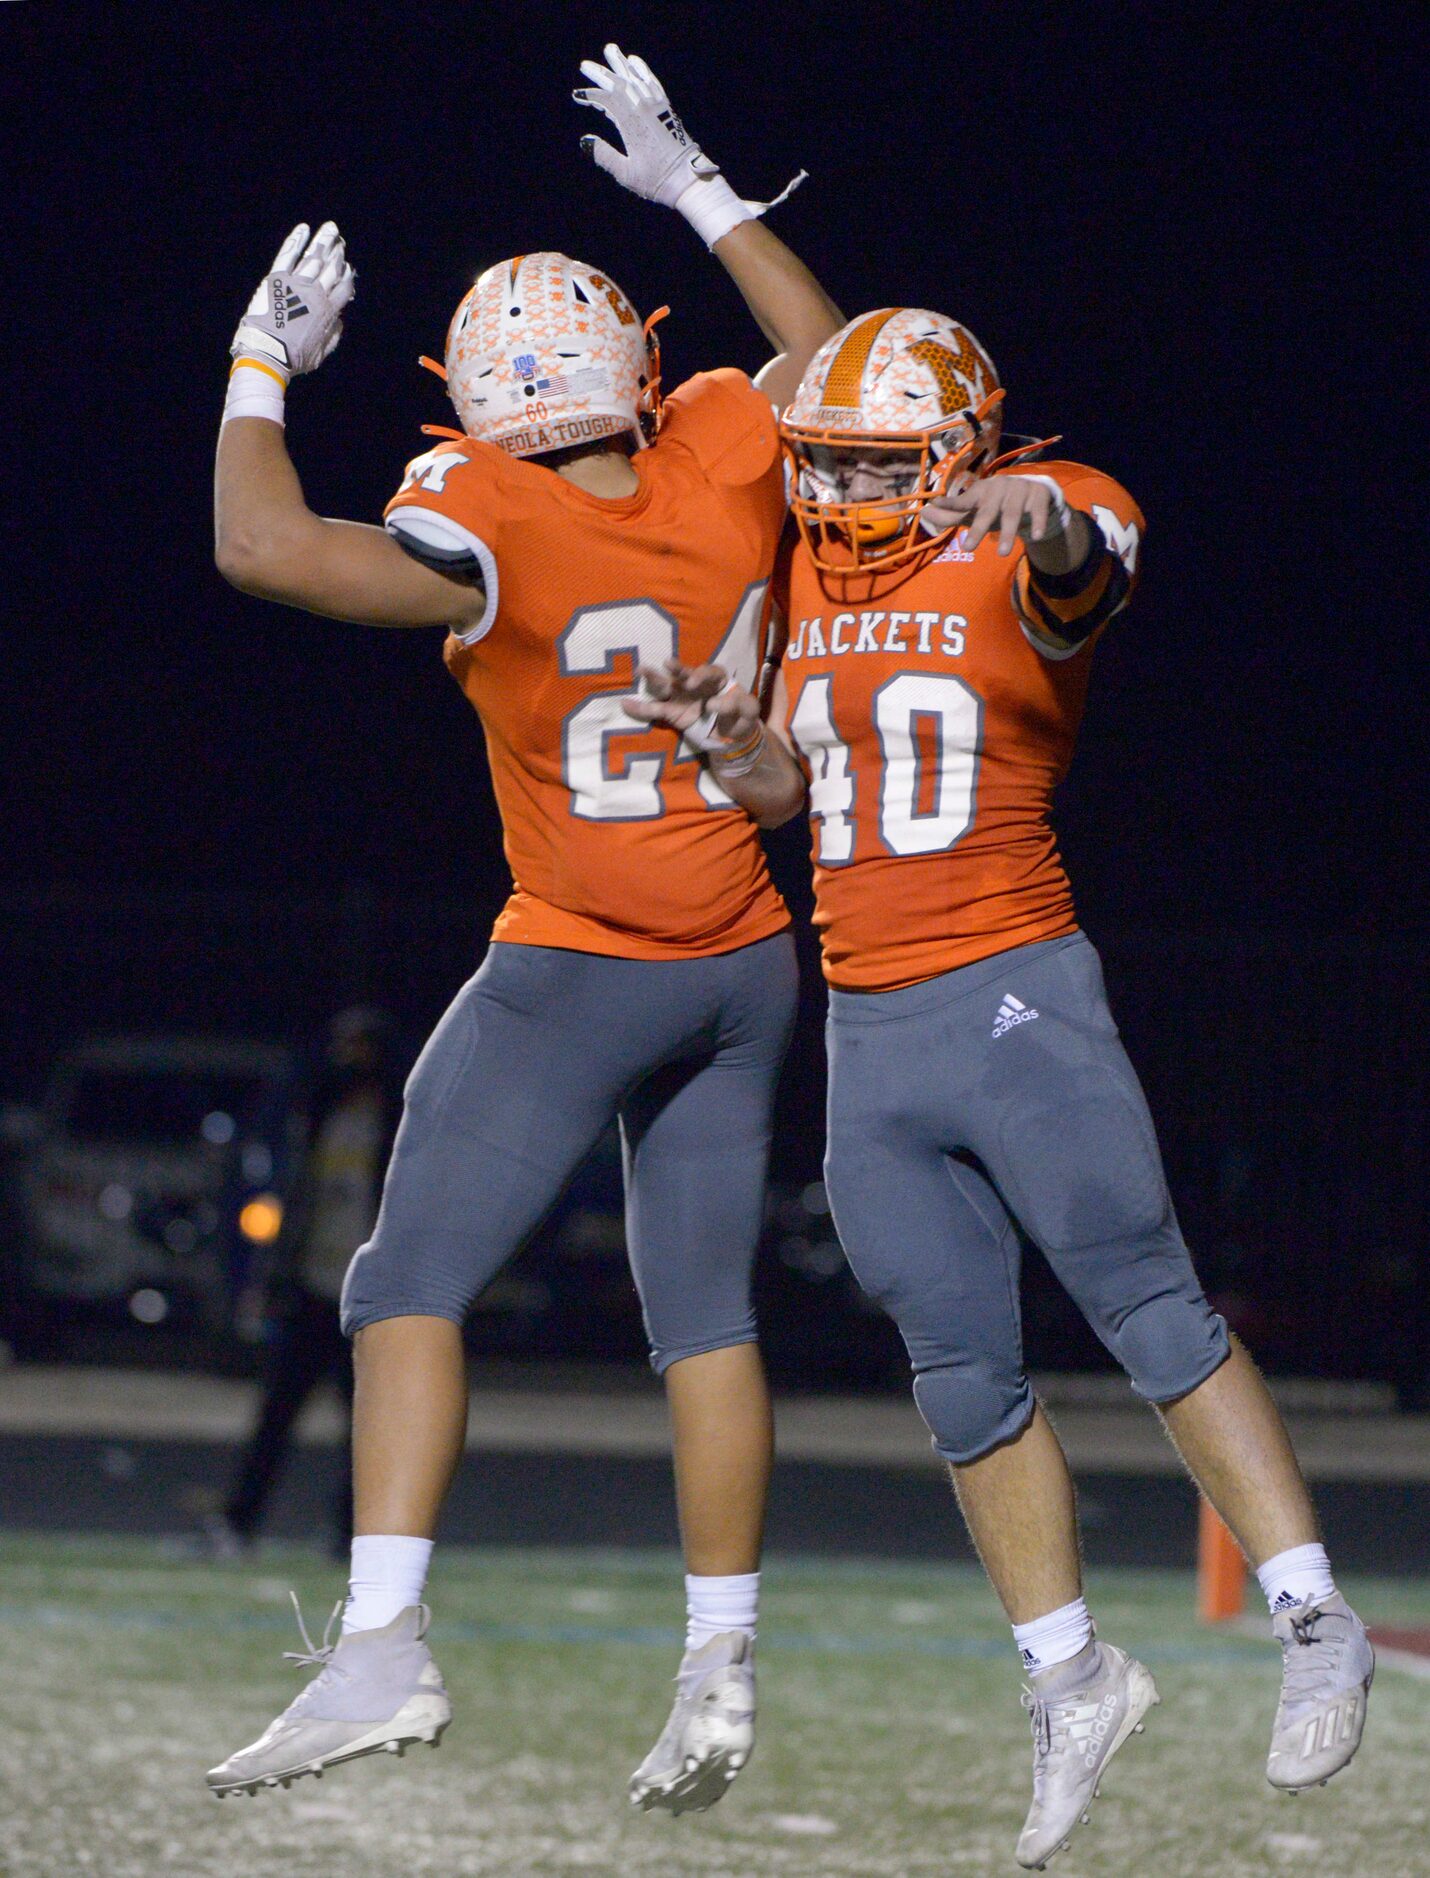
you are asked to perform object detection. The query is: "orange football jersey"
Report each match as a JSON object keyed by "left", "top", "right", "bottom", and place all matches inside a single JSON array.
[
  {"left": 779, "top": 462, "right": 1144, "bottom": 990},
  {"left": 385, "top": 370, "right": 790, "bottom": 959}
]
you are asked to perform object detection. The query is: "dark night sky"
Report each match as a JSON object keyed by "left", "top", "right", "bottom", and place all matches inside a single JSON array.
[{"left": 2, "top": 1, "right": 1422, "bottom": 936}]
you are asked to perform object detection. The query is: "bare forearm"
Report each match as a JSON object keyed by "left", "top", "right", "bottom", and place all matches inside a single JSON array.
[
  {"left": 214, "top": 416, "right": 322, "bottom": 583},
  {"left": 711, "top": 219, "right": 842, "bottom": 360},
  {"left": 1025, "top": 506, "right": 1094, "bottom": 577}
]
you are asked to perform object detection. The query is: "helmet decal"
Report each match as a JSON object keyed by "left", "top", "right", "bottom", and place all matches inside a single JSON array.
[
  {"left": 821, "top": 310, "right": 899, "bottom": 410},
  {"left": 906, "top": 331, "right": 996, "bottom": 417},
  {"left": 439, "top": 252, "right": 662, "bottom": 459},
  {"left": 781, "top": 307, "right": 1008, "bottom": 575}
]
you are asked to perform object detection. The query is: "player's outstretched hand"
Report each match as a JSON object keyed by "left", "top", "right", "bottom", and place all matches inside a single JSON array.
[
  {"left": 626, "top": 661, "right": 761, "bottom": 753},
  {"left": 573, "top": 43, "right": 721, "bottom": 207},
  {"left": 921, "top": 473, "right": 1072, "bottom": 556},
  {"left": 231, "top": 222, "right": 356, "bottom": 382}
]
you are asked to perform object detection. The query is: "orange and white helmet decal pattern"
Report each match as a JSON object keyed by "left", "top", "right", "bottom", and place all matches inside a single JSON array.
[
  {"left": 781, "top": 308, "right": 1005, "bottom": 574},
  {"left": 786, "top": 308, "right": 999, "bottom": 439},
  {"left": 444, "top": 252, "right": 657, "bottom": 457}
]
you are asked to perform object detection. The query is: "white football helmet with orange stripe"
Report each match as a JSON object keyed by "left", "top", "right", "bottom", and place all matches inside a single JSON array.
[
  {"left": 426, "top": 252, "right": 666, "bottom": 459},
  {"left": 781, "top": 308, "right": 1006, "bottom": 572}
]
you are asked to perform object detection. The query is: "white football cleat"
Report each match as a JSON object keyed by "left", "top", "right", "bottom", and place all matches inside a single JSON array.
[
  {"left": 1266, "top": 1592, "right": 1374, "bottom": 1791},
  {"left": 206, "top": 1600, "right": 450, "bottom": 1797},
  {"left": 629, "top": 1631, "right": 755, "bottom": 1815},
  {"left": 1015, "top": 1638, "right": 1159, "bottom": 1869}
]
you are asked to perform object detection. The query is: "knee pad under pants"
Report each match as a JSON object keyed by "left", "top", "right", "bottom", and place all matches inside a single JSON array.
[
  {"left": 825, "top": 933, "right": 1229, "bottom": 1463},
  {"left": 340, "top": 935, "right": 796, "bottom": 1375}
]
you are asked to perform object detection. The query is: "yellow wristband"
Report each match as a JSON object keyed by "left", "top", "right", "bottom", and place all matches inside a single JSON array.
[
  {"left": 229, "top": 356, "right": 289, "bottom": 390},
  {"left": 710, "top": 724, "right": 766, "bottom": 777}
]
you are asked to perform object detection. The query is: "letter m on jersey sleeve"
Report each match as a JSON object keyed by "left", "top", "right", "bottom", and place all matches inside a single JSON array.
[
  {"left": 400, "top": 448, "right": 471, "bottom": 496},
  {"left": 1091, "top": 503, "right": 1140, "bottom": 576}
]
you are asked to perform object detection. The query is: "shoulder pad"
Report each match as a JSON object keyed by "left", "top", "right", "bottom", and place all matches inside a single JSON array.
[
  {"left": 381, "top": 492, "right": 499, "bottom": 646},
  {"left": 658, "top": 369, "right": 780, "bottom": 486},
  {"left": 385, "top": 507, "right": 492, "bottom": 588}
]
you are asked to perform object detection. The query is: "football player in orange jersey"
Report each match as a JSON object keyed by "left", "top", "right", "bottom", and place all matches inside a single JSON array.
[
  {"left": 629, "top": 309, "right": 1372, "bottom": 1865},
  {"left": 204, "top": 45, "right": 843, "bottom": 1807}
]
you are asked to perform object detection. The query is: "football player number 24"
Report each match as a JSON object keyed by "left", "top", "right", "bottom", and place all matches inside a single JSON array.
[
  {"left": 558, "top": 585, "right": 768, "bottom": 819},
  {"left": 788, "top": 672, "right": 983, "bottom": 861}
]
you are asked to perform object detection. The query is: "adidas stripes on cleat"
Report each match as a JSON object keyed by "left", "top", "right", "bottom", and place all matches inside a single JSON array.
[
  {"left": 1015, "top": 1638, "right": 1159, "bottom": 1869},
  {"left": 1266, "top": 1592, "right": 1374, "bottom": 1791}
]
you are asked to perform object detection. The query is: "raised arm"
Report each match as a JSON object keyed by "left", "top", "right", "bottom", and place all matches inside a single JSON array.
[
  {"left": 575, "top": 44, "right": 843, "bottom": 408},
  {"left": 712, "top": 221, "right": 845, "bottom": 412},
  {"left": 215, "top": 223, "right": 486, "bottom": 632}
]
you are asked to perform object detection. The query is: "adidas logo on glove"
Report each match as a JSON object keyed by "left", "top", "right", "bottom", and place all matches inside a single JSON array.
[
  {"left": 992, "top": 993, "right": 1039, "bottom": 1039},
  {"left": 270, "top": 280, "right": 309, "bottom": 327}
]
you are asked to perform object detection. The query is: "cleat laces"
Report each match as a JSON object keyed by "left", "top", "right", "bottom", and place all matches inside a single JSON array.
[
  {"left": 1021, "top": 1688, "right": 1058, "bottom": 1795},
  {"left": 280, "top": 1595, "right": 351, "bottom": 1712},
  {"left": 1279, "top": 1604, "right": 1347, "bottom": 1719},
  {"left": 1021, "top": 1682, "right": 1104, "bottom": 1795}
]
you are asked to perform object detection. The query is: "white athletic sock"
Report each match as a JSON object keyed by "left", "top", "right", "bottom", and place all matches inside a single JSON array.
[
  {"left": 1012, "top": 1596, "right": 1094, "bottom": 1675},
  {"left": 685, "top": 1572, "right": 760, "bottom": 1654},
  {"left": 1257, "top": 1542, "right": 1336, "bottom": 1615},
  {"left": 343, "top": 1534, "right": 434, "bottom": 1634}
]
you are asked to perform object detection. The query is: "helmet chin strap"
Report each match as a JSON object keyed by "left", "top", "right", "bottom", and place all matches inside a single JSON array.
[{"left": 983, "top": 432, "right": 1062, "bottom": 474}]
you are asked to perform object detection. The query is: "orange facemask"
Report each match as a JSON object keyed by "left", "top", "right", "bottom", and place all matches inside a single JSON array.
[{"left": 782, "top": 389, "right": 1010, "bottom": 575}]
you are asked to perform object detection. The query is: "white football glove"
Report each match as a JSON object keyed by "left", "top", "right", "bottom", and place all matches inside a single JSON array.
[
  {"left": 231, "top": 221, "right": 355, "bottom": 382},
  {"left": 574, "top": 44, "right": 804, "bottom": 247},
  {"left": 575, "top": 45, "right": 716, "bottom": 208}
]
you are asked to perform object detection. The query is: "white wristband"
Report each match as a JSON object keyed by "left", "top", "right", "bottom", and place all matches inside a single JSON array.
[
  {"left": 224, "top": 358, "right": 288, "bottom": 426},
  {"left": 673, "top": 174, "right": 754, "bottom": 249},
  {"left": 674, "top": 680, "right": 745, "bottom": 753}
]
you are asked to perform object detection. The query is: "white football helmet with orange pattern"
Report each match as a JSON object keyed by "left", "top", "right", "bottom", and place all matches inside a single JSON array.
[
  {"left": 781, "top": 308, "right": 1006, "bottom": 572},
  {"left": 429, "top": 252, "right": 665, "bottom": 459}
]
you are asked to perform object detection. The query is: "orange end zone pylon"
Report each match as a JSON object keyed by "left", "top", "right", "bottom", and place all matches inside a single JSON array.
[{"left": 1197, "top": 1496, "right": 1247, "bottom": 1622}]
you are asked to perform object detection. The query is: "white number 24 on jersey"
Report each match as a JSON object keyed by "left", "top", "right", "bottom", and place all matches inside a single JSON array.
[
  {"left": 558, "top": 582, "right": 769, "bottom": 820},
  {"left": 788, "top": 672, "right": 984, "bottom": 862}
]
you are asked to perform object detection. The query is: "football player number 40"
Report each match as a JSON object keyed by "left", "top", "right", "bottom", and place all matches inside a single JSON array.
[
  {"left": 788, "top": 672, "right": 983, "bottom": 861},
  {"left": 558, "top": 585, "right": 768, "bottom": 819}
]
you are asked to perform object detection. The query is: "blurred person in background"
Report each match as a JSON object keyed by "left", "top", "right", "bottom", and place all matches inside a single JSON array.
[{"left": 204, "top": 1009, "right": 403, "bottom": 1557}]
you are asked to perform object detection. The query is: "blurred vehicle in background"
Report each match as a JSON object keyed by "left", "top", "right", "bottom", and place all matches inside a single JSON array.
[
  {"left": 0, "top": 1049, "right": 901, "bottom": 1383},
  {"left": 4, "top": 1036, "right": 297, "bottom": 1357}
]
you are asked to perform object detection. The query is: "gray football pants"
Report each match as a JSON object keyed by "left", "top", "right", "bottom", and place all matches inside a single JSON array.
[
  {"left": 825, "top": 932, "right": 1229, "bottom": 1464},
  {"left": 342, "top": 933, "right": 797, "bottom": 1372}
]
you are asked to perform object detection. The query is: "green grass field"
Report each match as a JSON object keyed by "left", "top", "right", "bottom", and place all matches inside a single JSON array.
[{"left": 0, "top": 1535, "right": 1425, "bottom": 1878}]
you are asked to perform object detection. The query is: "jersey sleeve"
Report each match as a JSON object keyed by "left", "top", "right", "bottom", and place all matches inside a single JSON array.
[
  {"left": 384, "top": 443, "right": 502, "bottom": 645},
  {"left": 659, "top": 369, "right": 782, "bottom": 487},
  {"left": 1009, "top": 462, "right": 1145, "bottom": 659}
]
